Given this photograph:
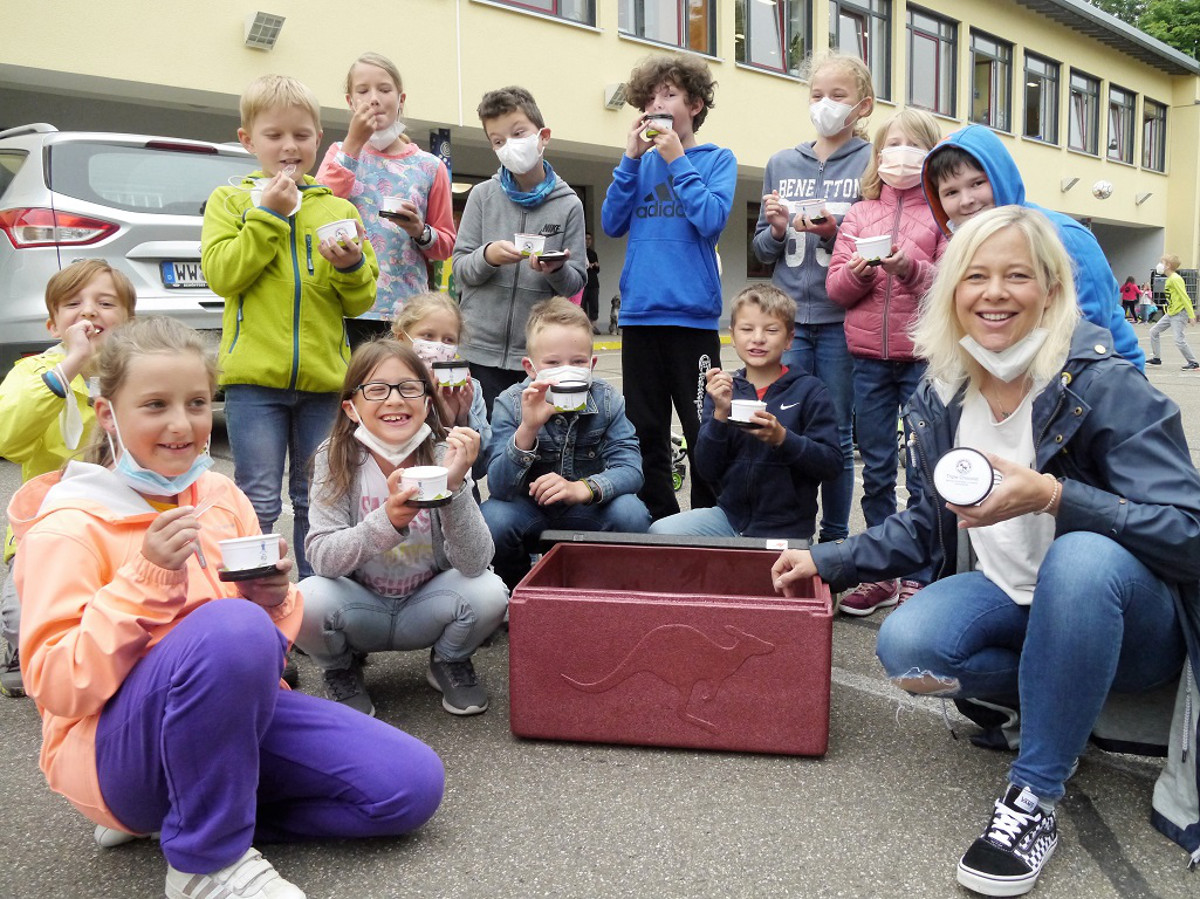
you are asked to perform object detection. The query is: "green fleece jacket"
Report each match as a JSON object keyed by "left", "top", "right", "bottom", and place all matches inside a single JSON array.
[{"left": 201, "top": 173, "right": 379, "bottom": 393}]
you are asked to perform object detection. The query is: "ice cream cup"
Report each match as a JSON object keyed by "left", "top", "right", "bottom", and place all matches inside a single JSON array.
[
  {"left": 855, "top": 234, "right": 893, "bottom": 264},
  {"left": 515, "top": 233, "right": 546, "bottom": 256},
  {"left": 401, "top": 465, "right": 450, "bottom": 502},
  {"left": 641, "top": 113, "right": 674, "bottom": 140},
  {"left": 432, "top": 360, "right": 471, "bottom": 388},
  {"left": 381, "top": 195, "right": 408, "bottom": 214},
  {"left": 730, "top": 399, "right": 768, "bottom": 423},
  {"left": 547, "top": 381, "right": 590, "bottom": 412},
  {"left": 317, "top": 219, "right": 359, "bottom": 247},
  {"left": 933, "top": 447, "right": 1003, "bottom": 506},
  {"left": 218, "top": 534, "right": 281, "bottom": 572}
]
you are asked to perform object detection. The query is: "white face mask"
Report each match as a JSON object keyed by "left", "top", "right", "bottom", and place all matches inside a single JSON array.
[
  {"left": 353, "top": 422, "right": 432, "bottom": 467},
  {"left": 960, "top": 328, "right": 1049, "bottom": 383},
  {"left": 495, "top": 133, "right": 543, "bottom": 175},
  {"left": 409, "top": 337, "right": 459, "bottom": 366},
  {"left": 367, "top": 119, "right": 406, "bottom": 151},
  {"left": 809, "top": 97, "right": 859, "bottom": 138},
  {"left": 536, "top": 364, "right": 592, "bottom": 386},
  {"left": 1155, "top": 262, "right": 1166, "bottom": 275},
  {"left": 878, "top": 145, "right": 928, "bottom": 190}
]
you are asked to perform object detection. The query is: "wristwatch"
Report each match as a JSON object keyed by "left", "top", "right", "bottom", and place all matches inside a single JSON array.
[{"left": 415, "top": 224, "right": 434, "bottom": 248}]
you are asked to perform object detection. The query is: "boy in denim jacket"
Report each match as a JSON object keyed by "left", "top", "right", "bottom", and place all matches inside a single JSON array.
[{"left": 482, "top": 299, "right": 650, "bottom": 587}]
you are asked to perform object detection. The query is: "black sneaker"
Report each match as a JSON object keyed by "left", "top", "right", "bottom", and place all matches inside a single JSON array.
[
  {"left": 426, "top": 651, "right": 488, "bottom": 715},
  {"left": 1183, "top": 362, "right": 1199, "bottom": 371},
  {"left": 957, "top": 785, "right": 1058, "bottom": 896},
  {"left": 323, "top": 663, "right": 375, "bottom": 717},
  {"left": 0, "top": 643, "right": 24, "bottom": 698},
  {"left": 1147, "top": 357, "right": 1162, "bottom": 365}
]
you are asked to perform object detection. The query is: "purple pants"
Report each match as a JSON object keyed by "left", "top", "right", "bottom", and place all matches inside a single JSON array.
[{"left": 95, "top": 599, "right": 444, "bottom": 874}]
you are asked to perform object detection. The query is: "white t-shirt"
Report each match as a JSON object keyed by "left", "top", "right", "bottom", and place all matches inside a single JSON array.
[
  {"left": 354, "top": 457, "right": 437, "bottom": 598},
  {"left": 956, "top": 387, "right": 1056, "bottom": 606}
]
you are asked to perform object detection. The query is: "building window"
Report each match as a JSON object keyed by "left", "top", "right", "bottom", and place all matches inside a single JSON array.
[
  {"left": 736, "top": 0, "right": 811, "bottom": 76},
  {"left": 1069, "top": 70, "right": 1100, "bottom": 154},
  {"left": 1142, "top": 98, "right": 1167, "bottom": 172},
  {"left": 1022, "top": 53, "right": 1059, "bottom": 144},
  {"left": 970, "top": 31, "right": 1012, "bottom": 131},
  {"left": 497, "top": 0, "right": 594, "bottom": 24},
  {"left": 906, "top": 7, "right": 955, "bottom": 116},
  {"left": 829, "top": 0, "right": 891, "bottom": 100},
  {"left": 619, "top": 0, "right": 715, "bottom": 55},
  {"left": 1107, "top": 86, "right": 1135, "bottom": 164}
]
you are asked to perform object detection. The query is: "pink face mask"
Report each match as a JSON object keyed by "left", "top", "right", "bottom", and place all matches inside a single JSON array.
[{"left": 877, "top": 145, "right": 928, "bottom": 190}]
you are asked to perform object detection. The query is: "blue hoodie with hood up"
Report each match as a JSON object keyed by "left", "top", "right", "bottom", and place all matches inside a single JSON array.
[{"left": 921, "top": 125, "right": 1143, "bottom": 371}]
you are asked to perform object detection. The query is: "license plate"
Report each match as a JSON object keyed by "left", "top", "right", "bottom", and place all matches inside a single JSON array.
[{"left": 161, "top": 261, "right": 207, "bottom": 288}]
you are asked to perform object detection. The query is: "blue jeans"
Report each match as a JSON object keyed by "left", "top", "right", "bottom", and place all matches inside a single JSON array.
[
  {"left": 296, "top": 570, "right": 509, "bottom": 670},
  {"left": 649, "top": 505, "right": 738, "bottom": 537},
  {"left": 876, "top": 532, "right": 1185, "bottom": 801},
  {"left": 851, "top": 357, "right": 926, "bottom": 529},
  {"left": 223, "top": 385, "right": 340, "bottom": 579},
  {"left": 784, "top": 324, "right": 853, "bottom": 541}
]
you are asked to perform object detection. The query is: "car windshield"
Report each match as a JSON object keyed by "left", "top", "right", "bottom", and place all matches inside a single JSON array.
[{"left": 47, "top": 141, "right": 256, "bottom": 216}]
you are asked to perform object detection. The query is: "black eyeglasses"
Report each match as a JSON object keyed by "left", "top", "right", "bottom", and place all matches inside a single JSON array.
[{"left": 355, "top": 380, "right": 428, "bottom": 402}]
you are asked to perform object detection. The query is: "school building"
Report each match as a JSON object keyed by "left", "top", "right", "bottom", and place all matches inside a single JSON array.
[{"left": 2, "top": 0, "right": 1197, "bottom": 314}]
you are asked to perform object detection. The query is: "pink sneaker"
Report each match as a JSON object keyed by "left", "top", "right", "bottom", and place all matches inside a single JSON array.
[
  {"left": 839, "top": 580, "right": 899, "bottom": 616},
  {"left": 897, "top": 579, "right": 925, "bottom": 604}
]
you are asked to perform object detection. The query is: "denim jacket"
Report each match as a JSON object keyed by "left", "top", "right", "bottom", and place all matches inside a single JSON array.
[{"left": 487, "top": 376, "right": 644, "bottom": 505}]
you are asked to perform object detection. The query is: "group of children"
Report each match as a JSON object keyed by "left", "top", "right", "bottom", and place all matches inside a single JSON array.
[{"left": 0, "top": 44, "right": 1171, "bottom": 899}]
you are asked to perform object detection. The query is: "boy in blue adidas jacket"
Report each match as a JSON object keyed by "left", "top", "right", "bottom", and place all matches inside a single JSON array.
[{"left": 601, "top": 53, "right": 737, "bottom": 524}]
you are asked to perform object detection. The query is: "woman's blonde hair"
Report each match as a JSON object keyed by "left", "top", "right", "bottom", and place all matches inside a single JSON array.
[
  {"left": 801, "top": 53, "right": 875, "bottom": 139},
  {"left": 911, "top": 206, "right": 1079, "bottom": 391},
  {"left": 391, "top": 291, "right": 466, "bottom": 344},
  {"left": 860, "top": 108, "right": 941, "bottom": 200},
  {"left": 83, "top": 317, "right": 217, "bottom": 468}
]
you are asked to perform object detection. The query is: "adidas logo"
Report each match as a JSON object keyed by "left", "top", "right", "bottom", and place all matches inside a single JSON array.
[{"left": 635, "top": 181, "right": 684, "bottom": 219}]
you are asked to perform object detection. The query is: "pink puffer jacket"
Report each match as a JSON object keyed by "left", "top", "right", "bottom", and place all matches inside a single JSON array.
[{"left": 827, "top": 183, "right": 946, "bottom": 361}]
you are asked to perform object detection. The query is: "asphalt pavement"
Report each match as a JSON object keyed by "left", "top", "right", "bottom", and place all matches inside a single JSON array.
[{"left": 2, "top": 326, "right": 1200, "bottom": 898}]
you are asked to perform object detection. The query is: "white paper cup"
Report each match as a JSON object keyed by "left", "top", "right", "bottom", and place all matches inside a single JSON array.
[
  {"left": 317, "top": 219, "right": 359, "bottom": 246},
  {"left": 730, "top": 399, "right": 768, "bottom": 423},
  {"left": 219, "top": 534, "right": 281, "bottom": 572},
  {"left": 547, "top": 381, "right": 589, "bottom": 412},
  {"left": 381, "top": 195, "right": 408, "bottom": 214},
  {"left": 933, "top": 448, "right": 1003, "bottom": 506},
  {"left": 432, "top": 360, "right": 471, "bottom": 387},
  {"left": 515, "top": 233, "right": 546, "bottom": 256},
  {"left": 401, "top": 465, "right": 450, "bottom": 501},
  {"left": 250, "top": 179, "right": 302, "bottom": 216},
  {"left": 641, "top": 114, "right": 674, "bottom": 140},
  {"left": 855, "top": 234, "right": 893, "bottom": 263}
]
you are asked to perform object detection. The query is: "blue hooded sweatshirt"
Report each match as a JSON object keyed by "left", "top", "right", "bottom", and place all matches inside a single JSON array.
[
  {"left": 601, "top": 144, "right": 737, "bottom": 329},
  {"left": 921, "top": 125, "right": 1144, "bottom": 370}
]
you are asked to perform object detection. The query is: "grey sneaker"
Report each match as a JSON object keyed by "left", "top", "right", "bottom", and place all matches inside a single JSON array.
[
  {"left": 426, "top": 651, "right": 488, "bottom": 715},
  {"left": 165, "top": 846, "right": 305, "bottom": 899},
  {"left": 322, "top": 663, "right": 374, "bottom": 717},
  {"left": 0, "top": 643, "right": 24, "bottom": 698}
]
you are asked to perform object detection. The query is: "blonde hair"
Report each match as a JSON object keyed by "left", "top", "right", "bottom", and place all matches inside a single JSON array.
[
  {"left": 860, "top": 108, "right": 941, "bottom": 200},
  {"left": 83, "top": 317, "right": 217, "bottom": 468},
  {"left": 1161, "top": 254, "right": 1181, "bottom": 272},
  {"left": 525, "top": 298, "right": 592, "bottom": 352},
  {"left": 912, "top": 206, "right": 1079, "bottom": 392},
  {"left": 730, "top": 284, "right": 796, "bottom": 329},
  {"left": 345, "top": 52, "right": 403, "bottom": 95},
  {"left": 391, "top": 292, "right": 465, "bottom": 343},
  {"left": 240, "top": 74, "right": 321, "bottom": 132},
  {"left": 803, "top": 53, "right": 875, "bottom": 139},
  {"left": 45, "top": 259, "right": 136, "bottom": 320}
]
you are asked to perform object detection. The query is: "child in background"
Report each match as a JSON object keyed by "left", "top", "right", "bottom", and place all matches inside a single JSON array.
[
  {"left": 752, "top": 53, "right": 875, "bottom": 543},
  {"left": 1120, "top": 276, "right": 1142, "bottom": 323},
  {"left": 1147, "top": 254, "right": 1198, "bottom": 370},
  {"left": 482, "top": 299, "right": 650, "bottom": 588},
  {"left": 318, "top": 52, "right": 456, "bottom": 347},
  {"left": 650, "top": 286, "right": 840, "bottom": 541},
  {"left": 601, "top": 52, "right": 737, "bottom": 522},
  {"left": 0, "top": 260, "right": 136, "bottom": 698},
  {"left": 921, "top": 123, "right": 1144, "bottom": 370},
  {"left": 827, "top": 108, "right": 945, "bottom": 615},
  {"left": 298, "top": 340, "right": 506, "bottom": 717},
  {"left": 9, "top": 317, "right": 442, "bottom": 899},
  {"left": 453, "top": 86, "right": 586, "bottom": 413},
  {"left": 202, "top": 74, "right": 380, "bottom": 580},
  {"left": 1138, "top": 281, "right": 1158, "bottom": 323},
  {"left": 392, "top": 292, "right": 492, "bottom": 477}
]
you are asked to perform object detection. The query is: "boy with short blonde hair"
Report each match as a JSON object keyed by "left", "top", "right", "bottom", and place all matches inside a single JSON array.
[
  {"left": 651, "top": 285, "right": 841, "bottom": 541},
  {"left": 1147, "top": 253, "right": 1198, "bottom": 370},
  {"left": 481, "top": 298, "right": 649, "bottom": 587}
]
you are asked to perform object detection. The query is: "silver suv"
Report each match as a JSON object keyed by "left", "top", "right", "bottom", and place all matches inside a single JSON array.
[{"left": 0, "top": 124, "right": 258, "bottom": 371}]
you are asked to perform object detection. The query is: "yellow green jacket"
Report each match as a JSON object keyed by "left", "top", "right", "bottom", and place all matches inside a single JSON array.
[
  {"left": 0, "top": 347, "right": 94, "bottom": 561},
  {"left": 1163, "top": 271, "right": 1196, "bottom": 319},
  {"left": 201, "top": 173, "right": 379, "bottom": 393}
]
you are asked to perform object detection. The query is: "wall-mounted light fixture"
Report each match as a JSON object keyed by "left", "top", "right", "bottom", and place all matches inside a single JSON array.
[
  {"left": 245, "top": 12, "right": 285, "bottom": 50},
  {"left": 1060, "top": 177, "right": 1079, "bottom": 192},
  {"left": 604, "top": 83, "right": 629, "bottom": 111},
  {"left": 1135, "top": 192, "right": 1153, "bottom": 206}
]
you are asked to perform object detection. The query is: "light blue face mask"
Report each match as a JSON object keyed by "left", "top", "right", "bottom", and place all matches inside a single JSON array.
[{"left": 107, "top": 410, "right": 213, "bottom": 497}]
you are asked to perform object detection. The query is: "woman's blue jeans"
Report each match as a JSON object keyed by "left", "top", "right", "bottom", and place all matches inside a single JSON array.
[{"left": 876, "top": 532, "right": 1185, "bottom": 800}]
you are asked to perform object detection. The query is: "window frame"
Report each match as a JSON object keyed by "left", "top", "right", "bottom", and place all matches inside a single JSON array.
[
  {"left": 1142, "top": 98, "right": 1167, "bottom": 172},
  {"left": 969, "top": 30, "right": 1013, "bottom": 132},
  {"left": 1068, "top": 69, "right": 1101, "bottom": 155},
  {"left": 1022, "top": 51, "right": 1060, "bottom": 145},
  {"left": 828, "top": 0, "right": 892, "bottom": 100},
  {"left": 1107, "top": 85, "right": 1136, "bottom": 164},
  {"left": 619, "top": 0, "right": 716, "bottom": 55},
  {"left": 736, "top": 0, "right": 812, "bottom": 77},
  {"left": 487, "top": 0, "right": 595, "bottom": 26},
  {"left": 906, "top": 6, "right": 956, "bottom": 117}
]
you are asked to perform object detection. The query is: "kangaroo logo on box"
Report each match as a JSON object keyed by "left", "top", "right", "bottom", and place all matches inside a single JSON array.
[
  {"left": 635, "top": 181, "right": 683, "bottom": 219},
  {"left": 562, "top": 624, "right": 775, "bottom": 732}
]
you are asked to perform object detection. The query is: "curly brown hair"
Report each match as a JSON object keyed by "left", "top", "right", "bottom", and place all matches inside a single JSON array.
[{"left": 625, "top": 54, "right": 717, "bottom": 132}]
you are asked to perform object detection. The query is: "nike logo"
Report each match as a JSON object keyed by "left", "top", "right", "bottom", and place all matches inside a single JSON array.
[{"left": 780, "top": 402, "right": 799, "bottom": 410}]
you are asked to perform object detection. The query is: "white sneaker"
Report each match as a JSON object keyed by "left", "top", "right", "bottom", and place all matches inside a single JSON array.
[
  {"left": 94, "top": 824, "right": 156, "bottom": 848},
  {"left": 165, "top": 847, "right": 305, "bottom": 899}
]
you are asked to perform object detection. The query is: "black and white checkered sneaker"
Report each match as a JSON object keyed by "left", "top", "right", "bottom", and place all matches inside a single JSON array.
[{"left": 957, "top": 784, "right": 1058, "bottom": 897}]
